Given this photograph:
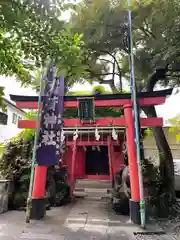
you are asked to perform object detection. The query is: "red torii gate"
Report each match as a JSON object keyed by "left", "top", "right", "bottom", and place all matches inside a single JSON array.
[{"left": 10, "top": 88, "right": 172, "bottom": 224}]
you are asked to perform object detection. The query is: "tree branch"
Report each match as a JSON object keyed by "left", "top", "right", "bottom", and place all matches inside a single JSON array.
[
  {"left": 100, "top": 50, "right": 123, "bottom": 91},
  {"left": 86, "top": 68, "right": 121, "bottom": 77},
  {"left": 99, "top": 58, "right": 113, "bottom": 64},
  {"left": 139, "top": 27, "right": 155, "bottom": 39},
  {"left": 146, "top": 66, "right": 169, "bottom": 92}
]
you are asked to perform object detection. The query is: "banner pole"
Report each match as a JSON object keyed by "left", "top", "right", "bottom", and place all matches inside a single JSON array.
[
  {"left": 25, "top": 74, "right": 44, "bottom": 223},
  {"left": 126, "top": 0, "right": 146, "bottom": 228}
]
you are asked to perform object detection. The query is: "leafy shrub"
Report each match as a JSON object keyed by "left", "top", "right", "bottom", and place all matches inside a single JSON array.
[
  {"left": 142, "top": 158, "right": 172, "bottom": 218},
  {"left": 0, "top": 133, "right": 69, "bottom": 210}
]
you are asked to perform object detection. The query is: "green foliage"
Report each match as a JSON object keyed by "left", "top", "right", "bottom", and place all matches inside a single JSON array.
[
  {"left": 0, "top": 136, "right": 69, "bottom": 209},
  {"left": 28, "top": 69, "right": 45, "bottom": 93},
  {"left": 142, "top": 157, "right": 175, "bottom": 218},
  {"left": 0, "top": 144, "right": 4, "bottom": 160},
  {"left": 144, "top": 128, "right": 152, "bottom": 137},
  {"left": 121, "top": 0, "right": 180, "bottom": 87},
  {"left": 71, "top": 0, "right": 125, "bottom": 53},
  {"left": 53, "top": 28, "right": 88, "bottom": 88},
  {"left": 0, "top": 0, "right": 88, "bottom": 106},
  {"left": 67, "top": 90, "right": 91, "bottom": 96},
  {"left": 0, "top": 31, "right": 30, "bottom": 83},
  {"left": 24, "top": 111, "right": 36, "bottom": 120},
  {"left": 16, "top": 129, "right": 35, "bottom": 143},
  {"left": 0, "top": 87, "right": 6, "bottom": 112},
  {"left": 92, "top": 85, "right": 108, "bottom": 94},
  {"left": 70, "top": 0, "right": 124, "bottom": 90},
  {"left": 70, "top": 0, "right": 180, "bottom": 90},
  {"left": 169, "top": 117, "right": 180, "bottom": 143},
  {"left": 0, "top": 140, "right": 32, "bottom": 180}
]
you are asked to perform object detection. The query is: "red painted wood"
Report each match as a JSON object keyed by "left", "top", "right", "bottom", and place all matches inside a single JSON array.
[
  {"left": 66, "top": 141, "right": 120, "bottom": 146},
  {"left": 15, "top": 101, "right": 77, "bottom": 109},
  {"left": 66, "top": 135, "right": 124, "bottom": 144},
  {"left": 15, "top": 99, "right": 129, "bottom": 109},
  {"left": 67, "top": 148, "right": 73, "bottom": 185},
  {"left": 75, "top": 147, "right": 85, "bottom": 179},
  {"left": 32, "top": 166, "right": 47, "bottom": 199},
  {"left": 94, "top": 99, "right": 131, "bottom": 107},
  {"left": 124, "top": 104, "right": 140, "bottom": 202},
  {"left": 17, "top": 118, "right": 124, "bottom": 128},
  {"left": 107, "top": 136, "right": 113, "bottom": 180},
  {"left": 18, "top": 117, "right": 163, "bottom": 129},
  {"left": 15, "top": 96, "right": 166, "bottom": 109},
  {"left": 64, "top": 117, "right": 126, "bottom": 126},
  {"left": 64, "top": 117, "right": 163, "bottom": 127},
  {"left": 111, "top": 144, "right": 124, "bottom": 174},
  {"left": 16, "top": 102, "right": 43, "bottom": 109},
  {"left": 18, "top": 118, "right": 124, "bottom": 128},
  {"left": 84, "top": 175, "right": 110, "bottom": 180},
  {"left": 140, "top": 117, "right": 163, "bottom": 127},
  {"left": 139, "top": 96, "right": 165, "bottom": 106},
  {"left": 61, "top": 152, "right": 66, "bottom": 166},
  {"left": 70, "top": 140, "right": 77, "bottom": 199}
]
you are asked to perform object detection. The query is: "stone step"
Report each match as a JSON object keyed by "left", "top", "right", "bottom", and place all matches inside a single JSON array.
[
  {"left": 73, "top": 190, "right": 112, "bottom": 199},
  {"left": 75, "top": 179, "right": 111, "bottom": 184},
  {"left": 73, "top": 179, "right": 112, "bottom": 199},
  {"left": 75, "top": 179, "right": 112, "bottom": 189},
  {"left": 74, "top": 188, "right": 112, "bottom": 194}
]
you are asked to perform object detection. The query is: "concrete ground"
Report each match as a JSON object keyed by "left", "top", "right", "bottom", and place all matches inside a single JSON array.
[{"left": 0, "top": 199, "right": 179, "bottom": 240}]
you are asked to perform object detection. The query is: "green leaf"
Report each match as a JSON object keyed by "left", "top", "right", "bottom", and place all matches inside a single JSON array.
[
  {"left": 144, "top": 128, "right": 152, "bottom": 136},
  {"left": 176, "top": 133, "right": 180, "bottom": 143},
  {"left": 0, "top": 87, "right": 6, "bottom": 111}
]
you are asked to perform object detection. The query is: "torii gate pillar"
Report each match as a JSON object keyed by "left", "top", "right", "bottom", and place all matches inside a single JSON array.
[
  {"left": 30, "top": 165, "right": 47, "bottom": 220},
  {"left": 124, "top": 104, "right": 141, "bottom": 224}
]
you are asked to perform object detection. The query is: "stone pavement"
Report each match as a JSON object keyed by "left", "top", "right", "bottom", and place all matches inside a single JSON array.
[{"left": 0, "top": 199, "right": 177, "bottom": 240}]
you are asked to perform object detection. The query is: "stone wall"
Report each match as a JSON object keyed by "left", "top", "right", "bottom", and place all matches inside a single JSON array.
[
  {"left": 0, "top": 180, "right": 10, "bottom": 214},
  {"left": 143, "top": 127, "right": 180, "bottom": 166}
]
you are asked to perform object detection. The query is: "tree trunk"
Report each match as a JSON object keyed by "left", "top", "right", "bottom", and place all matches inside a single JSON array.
[{"left": 143, "top": 105, "right": 175, "bottom": 216}]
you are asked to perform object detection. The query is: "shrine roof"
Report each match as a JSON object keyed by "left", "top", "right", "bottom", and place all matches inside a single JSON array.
[{"left": 10, "top": 88, "right": 172, "bottom": 102}]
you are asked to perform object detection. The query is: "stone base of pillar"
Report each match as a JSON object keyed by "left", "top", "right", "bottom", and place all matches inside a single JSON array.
[
  {"left": 130, "top": 200, "right": 140, "bottom": 225},
  {"left": 30, "top": 198, "right": 46, "bottom": 220},
  {"left": 129, "top": 199, "right": 149, "bottom": 225}
]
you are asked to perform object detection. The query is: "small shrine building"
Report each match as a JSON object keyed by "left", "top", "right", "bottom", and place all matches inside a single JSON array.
[{"left": 10, "top": 88, "right": 172, "bottom": 224}]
